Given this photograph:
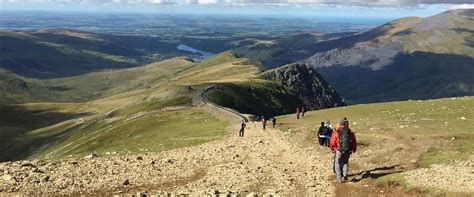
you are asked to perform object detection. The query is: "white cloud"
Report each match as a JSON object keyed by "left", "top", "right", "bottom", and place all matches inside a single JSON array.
[{"left": 449, "top": 3, "right": 474, "bottom": 9}]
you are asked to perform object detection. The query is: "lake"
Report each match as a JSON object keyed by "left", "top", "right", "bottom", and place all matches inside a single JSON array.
[{"left": 177, "top": 44, "right": 215, "bottom": 59}]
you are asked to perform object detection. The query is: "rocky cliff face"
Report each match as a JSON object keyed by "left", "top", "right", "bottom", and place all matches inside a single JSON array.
[{"left": 261, "top": 63, "right": 345, "bottom": 110}]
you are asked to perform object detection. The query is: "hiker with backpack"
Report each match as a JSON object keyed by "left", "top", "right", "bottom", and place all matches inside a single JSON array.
[
  {"left": 324, "top": 123, "right": 333, "bottom": 147},
  {"left": 330, "top": 118, "right": 357, "bottom": 183},
  {"left": 239, "top": 120, "right": 246, "bottom": 137},
  {"left": 330, "top": 118, "right": 344, "bottom": 174},
  {"left": 317, "top": 122, "right": 326, "bottom": 146},
  {"left": 262, "top": 116, "right": 267, "bottom": 130},
  {"left": 272, "top": 117, "right": 277, "bottom": 128}
]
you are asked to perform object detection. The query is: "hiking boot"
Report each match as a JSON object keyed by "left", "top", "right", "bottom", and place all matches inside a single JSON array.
[
  {"left": 336, "top": 178, "right": 343, "bottom": 183},
  {"left": 343, "top": 177, "right": 348, "bottom": 181}
]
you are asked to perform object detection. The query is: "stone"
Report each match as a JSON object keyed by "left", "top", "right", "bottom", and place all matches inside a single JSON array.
[
  {"left": 246, "top": 192, "right": 258, "bottom": 197},
  {"left": 33, "top": 168, "right": 44, "bottom": 173},
  {"left": 84, "top": 152, "right": 98, "bottom": 159},
  {"left": 2, "top": 175, "right": 15, "bottom": 182},
  {"left": 21, "top": 163, "right": 36, "bottom": 168},
  {"left": 42, "top": 175, "right": 50, "bottom": 182},
  {"left": 137, "top": 156, "right": 143, "bottom": 160},
  {"left": 58, "top": 182, "right": 69, "bottom": 189},
  {"left": 123, "top": 179, "right": 130, "bottom": 186}
]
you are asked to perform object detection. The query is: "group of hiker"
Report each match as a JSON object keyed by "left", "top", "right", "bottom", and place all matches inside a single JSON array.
[
  {"left": 318, "top": 117, "right": 357, "bottom": 183},
  {"left": 238, "top": 107, "right": 357, "bottom": 183},
  {"left": 317, "top": 121, "right": 333, "bottom": 146},
  {"left": 238, "top": 116, "right": 277, "bottom": 137}
]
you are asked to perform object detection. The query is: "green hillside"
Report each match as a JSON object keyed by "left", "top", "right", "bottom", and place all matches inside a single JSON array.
[
  {"left": 0, "top": 51, "right": 273, "bottom": 161},
  {"left": 0, "top": 29, "right": 188, "bottom": 78},
  {"left": 0, "top": 58, "right": 194, "bottom": 104},
  {"left": 278, "top": 96, "right": 474, "bottom": 194}
]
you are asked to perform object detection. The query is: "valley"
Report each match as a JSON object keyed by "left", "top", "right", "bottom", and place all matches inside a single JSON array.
[{"left": 0, "top": 51, "right": 341, "bottom": 162}]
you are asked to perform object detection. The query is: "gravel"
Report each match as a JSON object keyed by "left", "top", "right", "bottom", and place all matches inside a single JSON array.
[
  {"left": 0, "top": 123, "right": 334, "bottom": 196},
  {"left": 403, "top": 160, "right": 474, "bottom": 193}
]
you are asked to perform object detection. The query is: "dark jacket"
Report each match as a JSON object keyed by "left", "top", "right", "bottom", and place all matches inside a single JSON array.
[{"left": 330, "top": 125, "right": 357, "bottom": 153}]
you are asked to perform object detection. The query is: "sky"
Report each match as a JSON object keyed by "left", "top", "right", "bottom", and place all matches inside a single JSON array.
[{"left": 1, "top": 0, "right": 473, "bottom": 20}]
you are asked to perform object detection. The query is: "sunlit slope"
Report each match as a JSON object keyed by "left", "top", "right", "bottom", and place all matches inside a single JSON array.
[
  {"left": 172, "top": 51, "right": 264, "bottom": 84},
  {"left": 278, "top": 96, "right": 474, "bottom": 194},
  {"left": 0, "top": 58, "right": 195, "bottom": 104},
  {"left": 0, "top": 52, "right": 264, "bottom": 161},
  {"left": 279, "top": 96, "right": 473, "bottom": 169}
]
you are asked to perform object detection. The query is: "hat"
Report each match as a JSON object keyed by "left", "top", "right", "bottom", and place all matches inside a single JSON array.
[{"left": 340, "top": 118, "right": 348, "bottom": 125}]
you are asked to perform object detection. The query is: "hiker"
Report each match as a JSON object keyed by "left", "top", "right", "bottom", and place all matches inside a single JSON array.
[
  {"left": 330, "top": 119, "right": 342, "bottom": 174},
  {"left": 325, "top": 121, "right": 333, "bottom": 147},
  {"left": 239, "top": 120, "right": 246, "bottom": 137},
  {"left": 317, "top": 122, "right": 326, "bottom": 146},
  {"left": 330, "top": 118, "right": 357, "bottom": 183},
  {"left": 296, "top": 107, "right": 300, "bottom": 119},
  {"left": 262, "top": 116, "right": 267, "bottom": 130},
  {"left": 301, "top": 107, "right": 305, "bottom": 117},
  {"left": 324, "top": 124, "right": 333, "bottom": 147},
  {"left": 272, "top": 117, "right": 277, "bottom": 128},
  {"left": 325, "top": 121, "right": 333, "bottom": 131}
]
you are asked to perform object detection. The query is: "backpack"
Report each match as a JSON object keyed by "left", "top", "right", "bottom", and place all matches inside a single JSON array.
[
  {"left": 338, "top": 127, "right": 352, "bottom": 153},
  {"left": 324, "top": 126, "right": 331, "bottom": 135}
]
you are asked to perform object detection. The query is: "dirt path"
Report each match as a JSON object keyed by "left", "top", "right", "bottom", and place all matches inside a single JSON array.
[
  {"left": 0, "top": 122, "right": 335, "bottom": 196},
  {"left": 1, "top": 87, "right": 336, "bottom": 196}
]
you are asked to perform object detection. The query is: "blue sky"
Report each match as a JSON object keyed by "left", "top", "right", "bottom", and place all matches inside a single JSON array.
[{"left": 1, "top": 0, "right": 473, "bottom": 20}]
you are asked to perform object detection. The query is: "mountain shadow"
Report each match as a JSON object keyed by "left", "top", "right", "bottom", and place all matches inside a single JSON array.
[
  {"left": 317, "top": 52, "right": 474, "bottom": 104},
  {"left": 0, "top": 105, "right": 90, "bottom": 161}
]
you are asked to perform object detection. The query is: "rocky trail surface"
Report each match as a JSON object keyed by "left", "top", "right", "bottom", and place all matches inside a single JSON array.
[{"left": 0, "top": 122, "right": 335, "bottom": 196}]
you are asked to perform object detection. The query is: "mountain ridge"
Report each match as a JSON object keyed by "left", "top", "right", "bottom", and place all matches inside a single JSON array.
[{"left": 300, "top": 9, "right": 474, "bottom": 103}]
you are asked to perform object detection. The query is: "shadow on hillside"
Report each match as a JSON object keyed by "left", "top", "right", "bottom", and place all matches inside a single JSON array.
[
  {"left": 460, "top": 9, "right": 474, "bottom": 17},
  {"left": 243, "top": 23, "right": 392, "bottom": 69},
  {"left": 349, "top": 165, "right": 402, "bottom": 183},
  {"left": 317, "top": 51, "right": 474, "bottom": 104},
  {"left": 0, "top": 105, "right": 90, "bottom": 161},
  {"left": 452, "top": 28, "right": 474, "bottom": 48}
]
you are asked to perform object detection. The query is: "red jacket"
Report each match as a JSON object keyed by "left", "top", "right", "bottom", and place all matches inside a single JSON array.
[{"left": 330, "top": 125, "right": 357, "bottom": 153}]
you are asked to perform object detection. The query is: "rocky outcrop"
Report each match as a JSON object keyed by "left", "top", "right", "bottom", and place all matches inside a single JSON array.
[{"left": 261, "top": 63, "right": 345, "bottom": 110}]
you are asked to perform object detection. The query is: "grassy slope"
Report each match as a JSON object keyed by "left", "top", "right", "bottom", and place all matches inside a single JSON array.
[
  {"left": 205, "top": 81, "right": 302, "bottom": 118},
  {"left": 235, "top": 33, "right": 344, "bottom": 68},
  {"left": 0, "top": 58, "right": 194, "bottom": 103},
  {"left": 0, "top": 51, "right": 263, "bottom": 161},
  {"left": 279, "top": 96, "right": 474, "bottom": 163},
  {"left": 399, "top": 10, "right": 474, "bottom": 57},
  {"left": 278, "top": 96, "right": 474, "bottom": 192},
  {"left": 0, "top": 30, "right": 137, "bottom": 78}
]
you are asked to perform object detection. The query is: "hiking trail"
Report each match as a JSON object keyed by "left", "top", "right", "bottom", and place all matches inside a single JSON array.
[{"left": 0, "top": 86, "right": 335, "bottom": 196}]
